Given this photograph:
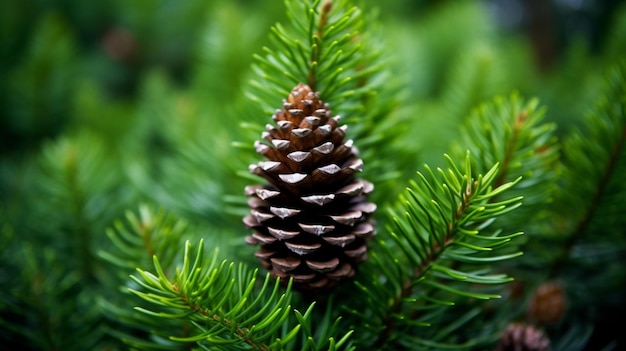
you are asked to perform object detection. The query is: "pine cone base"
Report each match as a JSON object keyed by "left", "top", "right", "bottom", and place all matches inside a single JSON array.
[{"left": 244, "top": 83, "right": 376, "bottom": 291}]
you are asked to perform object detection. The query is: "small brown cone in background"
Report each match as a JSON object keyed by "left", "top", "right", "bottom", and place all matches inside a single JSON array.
[
  {"left": 527, "top": 281, "right": 567, "bottom": 325},
  {"left": 244, "top": 83, "right": 376, "bottom": 291},
  {"left": 496, "top": 323, "right": 551, "bottom": 351}
]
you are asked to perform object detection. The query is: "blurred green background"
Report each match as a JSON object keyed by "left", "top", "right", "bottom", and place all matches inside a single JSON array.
[{"left": 1, "top": 0, "right": 624, "bottom": 157}]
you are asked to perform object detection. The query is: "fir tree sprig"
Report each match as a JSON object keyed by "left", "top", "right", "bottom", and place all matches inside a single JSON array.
[
  {"left": 129, "top": 239, "right": 353, "bottom": 350},
  {"left": 0, "top": 132, "right": 130, "bottom": 350},
  {"left": 35, "top": 133, "right": 129, "bottom": 281},
  {"left": 249, "top": 0, "right": 365, "bottom": 111},
  {"left": 98, "top": 205, "right": 196, "bottom": 351},
  {"left": 549, "top": 62, "right": 626, "bottom": 276},
  {"left": 509, "top": 62, "right": 626, "bottom": 351},
  {"left": 132, "top": 245, "right": 293, "bottom": 350},
  {"left": 0, "top": 245, "right": 105, "bottom": 351},
  {"left": 350, "top": 153, "right": 523, "bottom": 349},
  {"left": 99, "top": 205, "right": 185, "bottom": 276},
  {"left": 452, "top": 94, "right": 559, "bottom": 226}
]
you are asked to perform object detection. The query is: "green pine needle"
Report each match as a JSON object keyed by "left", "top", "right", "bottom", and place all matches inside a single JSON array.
[{"left": 350, "top": 152, "right": 523, "bottom": 349}]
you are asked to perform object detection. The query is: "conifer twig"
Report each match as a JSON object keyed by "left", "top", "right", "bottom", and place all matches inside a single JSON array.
[{"left": 550, "top": 120, "right": 626, "bottom": 278}]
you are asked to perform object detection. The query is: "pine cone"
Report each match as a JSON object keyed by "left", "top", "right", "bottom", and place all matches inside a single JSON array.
[
  {"left": 527, "top": 281, "right": 567, "bottom": 325},
  {"left": 495, "top": 323, "right": 551, "bottom": 351},
  {"left": 244, "top": 83, "right": 376, "bottom": 291}
]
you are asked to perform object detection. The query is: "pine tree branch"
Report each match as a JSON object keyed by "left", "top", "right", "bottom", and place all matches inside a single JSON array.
[
  {"left": 567, "top": 125, "right": 626, "bottom": 247},
  {"left": 549, "top": 64, "right": 626, "bottom": 277},
  {"left": 98, "top": 206, "right": 202, "bottom": 351},
  {"left": 0, "top": 132, "right": 129, "bottom": 350},
  {"left": 127, "top": 237, "right": 355, "bottom": 350},
  {"left": 492, "top": 110, "right": 526, "bottom": 189},
  {"left": 174, "top": 287, "right": 271, "bottom": 351},
  {"left": 352, "top": 153, "right": 523, "bottom": 349},
  {"left": 248, "top": 0, "right": 377, "bottom": 117},
  {"left": 374, "top": 195, "right": 470, "bottom": 349},
  {"left": 38, "top": 134, "right": 111, "bottom": 282},
  {"left": 130, "top": 239, "right": 358, "bottom": 350},
  {"left": 452, "top": 94, "right": 559, "bottom": 226},
  {"left": 99, "top": 205, "right": 185, "bottom": 276}
]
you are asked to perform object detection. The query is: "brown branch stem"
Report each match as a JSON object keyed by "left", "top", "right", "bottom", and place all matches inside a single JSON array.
[
  {"left": 178, "top": 288, "right": 270, "bottom": 351},
  {"left": 493, "top": 110, "right": 527, "bottom": 189},
  {"left": 307, "top": 1, "right": 332, "bottom": 90}
]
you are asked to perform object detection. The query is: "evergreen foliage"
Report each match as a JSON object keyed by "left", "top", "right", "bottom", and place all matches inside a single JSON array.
[
  {"left": 351, "top": 154, "right": 523, "bottom": 349},
  {"left": 1, "top": 0, "right": 625, "bottom": 350}
]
